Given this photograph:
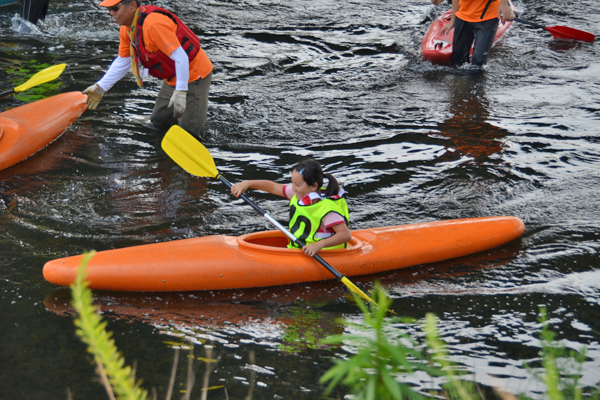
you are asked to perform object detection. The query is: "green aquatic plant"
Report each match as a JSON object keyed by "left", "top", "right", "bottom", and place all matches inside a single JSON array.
[
  {"left": 528, "top": 308, "right": 598, "bottom": 400},
  {"left": 423, "top": 313, "right": 478, "bottom": 400},
  {"left": 319, "top": 286, "right": 599, "bottom": 400},
  {"left": 280, "top": 301, "right": 341, "bottom": 353},
  {"left": 70, "top": 251, "right": 148, "bottom": 400},
  {"left": 319, "top": 284, "right": 450, "bottom": 400},
  {"left": 7, "top": 62, "right": 63, "bottom": 101},
  {"left": 68, "top": 252, "right": 599, "bottom": 400}
]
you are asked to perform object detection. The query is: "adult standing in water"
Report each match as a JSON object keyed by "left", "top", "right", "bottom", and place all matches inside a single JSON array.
[
  {"left": 83, "top": 0, "right": 213, "bottom": 138},
  {"left": 440, "top": 0, "right": 515, "bottom": 67}
]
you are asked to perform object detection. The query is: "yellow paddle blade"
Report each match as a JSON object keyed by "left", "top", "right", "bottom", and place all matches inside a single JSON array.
[
  {"left": 14, "top": 63, "right": 66, "bottom": 93},
  {"left": 161, "top": 125, "right": 219, "bottom": 178},
  {"left": 340, "top": 276, "right": 379, "bottom": 307}
]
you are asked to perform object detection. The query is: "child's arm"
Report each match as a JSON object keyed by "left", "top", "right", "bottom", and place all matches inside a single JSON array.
[
  {"left": 302, "top": 223, "right": 352, "bottom": 257},
  {"left": 231, "top": 180, "right": 286, "bottom": 198}
]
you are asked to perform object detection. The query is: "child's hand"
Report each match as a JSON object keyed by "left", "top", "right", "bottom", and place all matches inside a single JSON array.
[
  {"left": 302, "top": 242, "right": 325, "bottom": 257},
  {"left": 231, "top": 181, "right": 250, "bottom": 197}
]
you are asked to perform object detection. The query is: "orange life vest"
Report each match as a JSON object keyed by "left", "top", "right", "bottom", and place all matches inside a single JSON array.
[{"left": 130, "top": 5, "right": 200, "bottom": 80}]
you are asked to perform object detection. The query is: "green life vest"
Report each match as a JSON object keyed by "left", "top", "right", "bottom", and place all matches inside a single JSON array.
[{"left": 287, "top": 194, "right": 349, "bottom": 250}]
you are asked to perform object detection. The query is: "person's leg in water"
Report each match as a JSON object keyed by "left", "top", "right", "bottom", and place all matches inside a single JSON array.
[
  {"left": 451, "top": 17, "right": 475, "bottom": 66},
  {"left": 151, "top": 72, "right": 212, "bottom": 139},
  {"left": 151, "top": 81, "right": 177, "bottom": 133},
  {"left": 178, "top": 72, "right": 212, "bottom": 139},
  {"left": 20, "top": 0, "right": 49, "bottom": 24},
  {"left": 470, "top": 18, "right": 499, "bottom": 67}
]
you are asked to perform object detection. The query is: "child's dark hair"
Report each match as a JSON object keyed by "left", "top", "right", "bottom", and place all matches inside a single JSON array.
[{"left": 292, "top": 159, "right": 340, "bottom": 198}]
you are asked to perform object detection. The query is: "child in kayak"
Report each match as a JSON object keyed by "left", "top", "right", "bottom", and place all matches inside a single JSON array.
[{"left": 231, "top": 159, "right": 351, "bottom": 257}]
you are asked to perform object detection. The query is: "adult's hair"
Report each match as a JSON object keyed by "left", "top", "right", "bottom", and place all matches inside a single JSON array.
[{"left": 292, "top": 159, "right": 340, "bottom": 198}]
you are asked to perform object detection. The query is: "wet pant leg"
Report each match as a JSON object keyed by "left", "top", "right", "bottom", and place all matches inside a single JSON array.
[
  {"left": 151, "top": 72, "right": 212, "bottom": 138},
  {"left": 151, "top": 81, "right": 177, "bottom": 131},
  {"left": 20, "top": 0, "right": 49, "bottom": 24},
  {"left": 451, "top": 17, "right": 499, "bottom": 67},
  {"left": 179, "top": 72, "right": 212, "bottom": 138},
  {"left": 470, "top": 18, "right": 499, "bottom": 66},
  {"left": 451, "top": 17, "right": 474, "bottom": 66}
]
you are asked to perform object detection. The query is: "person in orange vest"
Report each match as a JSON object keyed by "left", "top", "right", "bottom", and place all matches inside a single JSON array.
[
  {"left": 441, "top": 0, "right": 515, "bottom": 67},
  {"left": 83, "top": 0, "right": 213, "bottom": 138}
]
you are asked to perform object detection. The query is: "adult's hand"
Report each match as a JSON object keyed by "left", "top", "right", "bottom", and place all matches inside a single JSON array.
[
  {"left": 168, "top": 90, "right": 187, "bottom": 119},
  {"left": 82, "top": 83, "right": 105, "bottom": 110},
  {"left": 441, "top": 17, "right": 456, "bottom": 36},
  {"left": 440, "top": 0, "right": 458, "bottom": 36},
  {"left": 498, "top": 0, "right": 515, "bottom": 22}
]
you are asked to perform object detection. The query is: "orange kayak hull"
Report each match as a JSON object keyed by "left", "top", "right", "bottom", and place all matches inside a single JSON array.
[
  {"left": 43, "top": 216, "right": 525, "bottom": 292},
  {"left": 0, "top": 92, "right": 87, "bottom": 172}
]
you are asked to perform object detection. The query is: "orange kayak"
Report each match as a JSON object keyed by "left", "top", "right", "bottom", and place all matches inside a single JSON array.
[
  {"left": 0, "top": 92, "right": 87, "bottom": 172},
  {"left": 43, "top": 216, "right": 525, "bottom": 292}
]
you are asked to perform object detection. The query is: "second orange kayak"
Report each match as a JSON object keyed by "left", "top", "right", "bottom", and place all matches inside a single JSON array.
[
  {"left": 43, "top": 216, "right": 525, "bottom": 292},
  {"left": 0, "top": 91, "right": 87, "bottom": 172}
]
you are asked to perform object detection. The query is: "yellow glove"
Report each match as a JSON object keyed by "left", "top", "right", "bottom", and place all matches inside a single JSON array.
[
  {"left": 82, "top": 83, "right": 105, "bottom": 110},
  {"left": 168, "top": 90, "right": 187, "bottom": 119}
]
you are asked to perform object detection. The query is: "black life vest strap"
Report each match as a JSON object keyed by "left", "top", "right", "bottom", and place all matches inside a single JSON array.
[{"left": 480, "top": 0, "right": 496, "bottom": 19}]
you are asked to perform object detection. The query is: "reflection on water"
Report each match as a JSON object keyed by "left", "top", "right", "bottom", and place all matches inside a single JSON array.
[
  {"left": 434, "top": 74, "right": 507, "bottom": 160},
  {"left": 1, "top": 0, "right": 600, "bottom": 398}
]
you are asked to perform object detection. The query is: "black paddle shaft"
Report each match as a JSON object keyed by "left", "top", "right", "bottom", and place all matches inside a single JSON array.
[
  {"left": 0, "top": 89, "right": 15, "bottom": 99},
  {"left": 217, "top": 175, "right": 345, "bottom": 281},
  {"left": 514, "top": 18, "right": 545, "bottom": 30}
]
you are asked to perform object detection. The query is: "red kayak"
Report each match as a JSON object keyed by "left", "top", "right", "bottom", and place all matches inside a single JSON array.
[
  {"left": 422, "top": 7, "right": 514, "bottom": 65},
  {"left": 0, "top": 92, "right": 87, "bottom": 172}
]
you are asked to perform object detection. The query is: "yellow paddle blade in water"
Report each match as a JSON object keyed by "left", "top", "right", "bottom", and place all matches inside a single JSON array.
[
  {"left": 340, "top": 276, "right": 379, "bottom": 307},
  {"left": 161, "top": 125, "right": 219, "bottom": 178},
  {"left": 14, "top": 63, "right": 66, "bottom": 93}
]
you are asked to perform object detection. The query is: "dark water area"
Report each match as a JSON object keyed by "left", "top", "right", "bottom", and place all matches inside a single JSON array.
[{"left": 1, "top": 0, "right": 599, "bottom": 398}]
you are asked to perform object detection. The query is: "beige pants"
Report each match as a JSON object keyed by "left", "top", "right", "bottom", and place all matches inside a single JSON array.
[{"left": 151, "top": 72, "right": 212, "bottom": 138}]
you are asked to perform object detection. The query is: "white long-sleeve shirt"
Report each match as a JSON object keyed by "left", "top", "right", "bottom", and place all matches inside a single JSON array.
[{"left": 97, "top": 46, "right": 189, "bottom": 92}]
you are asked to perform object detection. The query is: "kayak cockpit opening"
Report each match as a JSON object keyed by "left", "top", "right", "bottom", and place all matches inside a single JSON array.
[
  {"left": 236, "top": 230, "right": 363, "bottom": 253},
  {"left": 243, "top": 232, "right": 289, "bottom": 248}
]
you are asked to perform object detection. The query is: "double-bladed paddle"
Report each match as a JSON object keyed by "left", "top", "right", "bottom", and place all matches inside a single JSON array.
[
  {"left": 0, "top": 63, "right": 67, "bottom": 99},
  {"left": 161, "top": 125, "right": 378, "bottom": 306},
  {"left": 514, "top": 18, "right": 595, "bottom": 43}
]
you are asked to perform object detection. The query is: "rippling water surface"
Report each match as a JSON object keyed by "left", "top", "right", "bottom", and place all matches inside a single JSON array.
[{"left": 1, "top": 0, "right": 599, "bottom": 398}]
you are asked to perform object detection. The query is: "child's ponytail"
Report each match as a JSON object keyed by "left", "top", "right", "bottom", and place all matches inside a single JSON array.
[{"left": 323, "top": 173, "right": 340, "bottom": 198}]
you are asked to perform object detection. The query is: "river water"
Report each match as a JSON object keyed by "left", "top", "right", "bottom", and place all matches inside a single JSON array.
[{"left": 1, "top": 0, "right": 599, "bottom": 398}]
